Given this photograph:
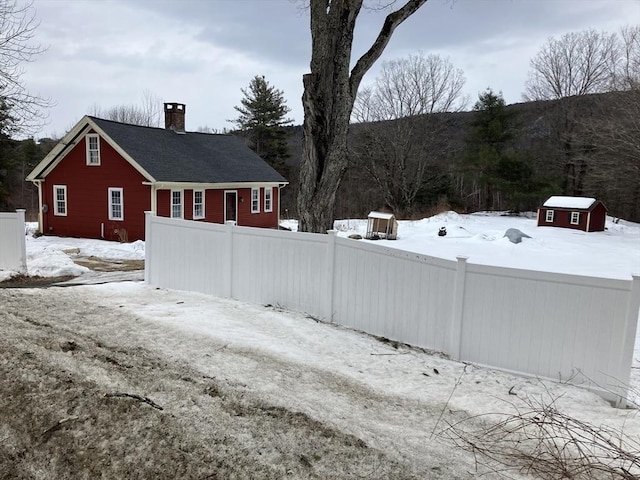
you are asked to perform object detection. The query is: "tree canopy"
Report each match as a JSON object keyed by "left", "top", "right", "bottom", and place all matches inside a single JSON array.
[{"left": 232, "top": 75, "right": 293, "bottom": 176}]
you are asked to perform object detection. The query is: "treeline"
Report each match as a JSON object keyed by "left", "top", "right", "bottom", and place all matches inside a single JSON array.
[
  {"left": 0, "top": 137, "right": 56, "bottom": 220},
  {"left": 280, "top": 89, "right": 640, "bottom": 223}
]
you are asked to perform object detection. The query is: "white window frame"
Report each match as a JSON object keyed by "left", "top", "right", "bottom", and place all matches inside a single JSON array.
[
  {"left": 86, "top": 134, "right": 100, "bottom": 165},
  {"left": 251, "top": 187, "right": 260, "bottom": 213},
  {"left": 108, "top": 187, "right": 124, "bottom": 221},
  {"left": 193, "top": 189, "right": 205, "bottom": 219},
  {"left": 264, "top": 187, "right": 273, "bottom": 213},
  {"left": 53, "top": 185, "right": 67, "bottom": 216},
  {"left": 545, "top": 210, "right": 554, "bottom": 222},
  {"left": 570, "top": 211, "right": 580, "bottom": 225},
  {"left": 171, "top": 190, "right": 183, "bottom": 219}
]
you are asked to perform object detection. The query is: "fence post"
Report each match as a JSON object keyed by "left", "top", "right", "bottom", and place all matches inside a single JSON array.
[
  {"left": 144, "top": 212, "right": 152, "bottom": 284},
  {"left": 224, "top": 221, "right": 235, "bottom": 298},
  {"left": 15, "top": 209, "right": 27, "bottom": 273},
  {"left": 615, "top": 274, "right": 640, "bottom": 408},
  {"left": 325, "top": 230, "right": 338, "bottom": 321},
  {"left": 450, "top": 256, "right": 468, "bottom": 360}
]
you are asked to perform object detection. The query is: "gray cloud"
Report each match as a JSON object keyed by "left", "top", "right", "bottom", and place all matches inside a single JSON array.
[{"left": 22, "top": 0, "right": 639, "bottom": 139}]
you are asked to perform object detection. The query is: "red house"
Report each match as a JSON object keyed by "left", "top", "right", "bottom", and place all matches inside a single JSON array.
[
  {"left": 537, "top": 196, "right": 607, "bottom": 232},
  {"left": 26, "top": 103, "right": 288, "bottom": 241}
]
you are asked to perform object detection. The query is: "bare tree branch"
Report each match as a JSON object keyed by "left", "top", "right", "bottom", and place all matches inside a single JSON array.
[{"left": 0, "top": 0, "right": 51, "bottom": 135}]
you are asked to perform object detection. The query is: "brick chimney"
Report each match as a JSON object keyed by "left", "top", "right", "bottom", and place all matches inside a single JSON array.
[{"left": 164, "top": 102, "right": 186, "bottom": 132}]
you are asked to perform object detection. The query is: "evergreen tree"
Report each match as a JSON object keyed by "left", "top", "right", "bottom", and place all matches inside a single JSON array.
[
  {"left": 232, "top": 75, "right": 293, "bottom": 177},
  {"left": 0, "top": 100, "right": 17, "bottom": 208},
  {"left": 465, "top": 89, "right": 543, "bottom": 212}
]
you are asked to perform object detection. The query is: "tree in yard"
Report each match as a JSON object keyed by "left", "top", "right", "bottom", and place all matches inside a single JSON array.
[
  {"left": 0, "top": 0, "right": 50, "bottom": 135},
  {"left": 297, "top": 0, "right": 429, "bottom": 233},
  {"left": 350, "top": 53, "right": 467, "bottom": 217},
  {"left": 231, "top": 75, "right": 293, "bottom": 176}
]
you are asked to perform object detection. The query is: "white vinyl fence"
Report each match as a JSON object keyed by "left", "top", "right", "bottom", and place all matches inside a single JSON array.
[
  {"left": 145, "top": 213, "right": 640, "bottom": 406},
  {"left": 0, "top": 210, "right": 27, "bottom": 274}
]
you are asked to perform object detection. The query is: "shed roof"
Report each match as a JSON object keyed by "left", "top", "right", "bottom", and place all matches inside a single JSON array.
[
  {"left": 368, "top": 211, "right": 395, "bottom": 220},
  {"left": 543, "top": 196, "right": 597, "bottom": 210}
]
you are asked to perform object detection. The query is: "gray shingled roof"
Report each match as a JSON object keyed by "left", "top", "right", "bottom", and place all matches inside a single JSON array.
[{"left": 90, "top": 117, "right": 287, "bottom": 184}]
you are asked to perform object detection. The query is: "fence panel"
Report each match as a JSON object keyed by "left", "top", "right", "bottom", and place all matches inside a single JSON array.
[
  {"left": 332, "top": 238, "right": 457, "bottom": 353},
  {"left": 0, "top": 210, "right": 27, "bottom": 274},
  {"left": 459, "top": 264, "right": 637, "bottom": 403},
  {"left": 230, "top": 227, "right": 329, "bottom": 314},
  {"left": 144, "top": 214, "right": 639, "bottom": 405},
  {"left": 144, "top": 214, "right": 230, "bottom": 296}
]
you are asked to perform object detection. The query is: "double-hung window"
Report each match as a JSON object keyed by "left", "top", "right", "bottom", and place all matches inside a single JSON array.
[
  {"left": 264, "top": 187, "right": 273, "bottom": 212},
  {"left": 251, "top": 188, "right": 260, "bottom": 213},
  {"left": 545, "top": 210, "right": 554, "bottom": 222},
  {"left": 108, "top": 188, "right": 124, "bottom": 221},
  {"left": 86, "top": 134, "right": 100, "bottom": 165},
  {"left": 53, "top": 185, "right": 67, "bottom": 216},
  {"left": 171, "top": 190, "right": 183, "bottom": 218},
  {"left": 193, "top": 190, "right": 205, "bottom": 219},
  {"left": 570, "top": 211, "right": 580, "bottom": 225}
]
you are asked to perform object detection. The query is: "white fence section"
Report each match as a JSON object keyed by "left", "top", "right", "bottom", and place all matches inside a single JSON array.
[
  {"left": 0, "top": 210, "right": 27, "bottom": 274},
  {"left": 145, "top": 213, "right": 640, "bottom": 406}
]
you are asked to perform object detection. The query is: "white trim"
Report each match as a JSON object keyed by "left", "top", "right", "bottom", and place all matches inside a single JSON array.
[
  {"left": 27, "top": 117, "right": 156, "bottom": 183},
  {"left": 251, "top": 187, "right": 260, "bottom": 213},
  {"left": 171, "top": 189, "right": 183, "bottom": 219},
  {"left": 152, "top": 181, "right": 286, "bottom": 190},
  {"left": 264, "top": 187, "right": 273, "bottom": 213},
  {"left": 53, "top": 185, "right": 67, "bottom": 216},
  {"left": 193, "top": 189, "right": 205, "bottom": 219},
  {"left": 570, "top": 211, "right": 580, "bottom": 225},
  {"left": 545, "top": 210, "right": 554, "bottom": 223},
  {"left": 86, "top": 133, "right": 100, "bottom": 165},
  {"left": 108, "top": 187, "right": 124, "bottom": 221},
  {"left": 224, "top": 190, "right": 238, "bottom": 224}
]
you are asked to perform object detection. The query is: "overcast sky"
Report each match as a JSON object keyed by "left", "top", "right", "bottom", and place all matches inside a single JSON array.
[{"left": 22, "top": 0, "right": 640, "bottom": 139}]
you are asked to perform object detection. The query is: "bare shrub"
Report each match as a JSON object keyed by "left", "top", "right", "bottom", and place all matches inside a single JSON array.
[{"left": 441, "top": 396, "right": 640, "bottom": 479}]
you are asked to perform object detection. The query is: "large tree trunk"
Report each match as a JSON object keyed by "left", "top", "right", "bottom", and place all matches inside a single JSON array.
[{"left": 296, "top": 0, "right": 428, "bottom": 233}]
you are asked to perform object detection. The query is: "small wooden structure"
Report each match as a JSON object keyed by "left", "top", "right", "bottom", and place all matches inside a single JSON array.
[
  {"left": 365, "top": 211, "right": 398, "bottom": 240},
  {"left": 537, "top": 196, "right": 607, "bottom": 232}
]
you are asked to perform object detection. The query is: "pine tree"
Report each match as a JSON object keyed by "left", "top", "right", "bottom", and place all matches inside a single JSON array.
[
  {"left": 465, "top": 89, "right": 543, "bottom": 212},
  {"left": 232, "top": 76, "right": 293, "bottom": 177}
]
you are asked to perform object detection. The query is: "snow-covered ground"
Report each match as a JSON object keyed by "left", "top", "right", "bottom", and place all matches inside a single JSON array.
[
  {"left": 1, "top": 212, "right": 639, "bottom": 476},
  {"left": 285, "top": 212, "right": 640, "bottom": 280}
]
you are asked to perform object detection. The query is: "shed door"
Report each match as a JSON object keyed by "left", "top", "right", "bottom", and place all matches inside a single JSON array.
[{"left": 225, "top": 191, "right": 237, "bottom": 224}]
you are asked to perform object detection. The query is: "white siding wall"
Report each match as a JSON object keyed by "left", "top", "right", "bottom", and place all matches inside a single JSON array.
[
  {"left": 0, "top": 210, "right": 27, "bottom": 274},
  {"left": 144, "top": 213, "right": 640, "bottom": 405}
]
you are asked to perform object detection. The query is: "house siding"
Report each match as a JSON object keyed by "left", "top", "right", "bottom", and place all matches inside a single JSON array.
[
  {"left": 41, "top": 133, "right": 150, "bottom": 241},
  {"left": 588, "top": 204, "right": 607, "bottom": 232},
  {"left": 155, "top": 186, "right": 280, "bottom": 228}
]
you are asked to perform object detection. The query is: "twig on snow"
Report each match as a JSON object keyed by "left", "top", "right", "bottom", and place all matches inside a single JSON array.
[{"left": 105, "top": 392, "right": 163, "bottom": 410}]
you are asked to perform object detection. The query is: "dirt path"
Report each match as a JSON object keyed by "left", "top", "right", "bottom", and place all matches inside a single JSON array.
[{"left": 0, "top": 286, "right": 485, "bottom": 479}]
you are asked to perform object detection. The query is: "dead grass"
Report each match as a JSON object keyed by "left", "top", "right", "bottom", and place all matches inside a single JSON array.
[
  {"left": 0, "top": 289, "right": 419, "bottom": 479},
  {"left": 71, "top": 256, "right": 144, "bottom": 272}
]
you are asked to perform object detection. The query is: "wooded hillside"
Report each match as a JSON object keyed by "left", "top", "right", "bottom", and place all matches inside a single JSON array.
[{"left": 280, "top": 90, "right": 639, "bottom": 223}]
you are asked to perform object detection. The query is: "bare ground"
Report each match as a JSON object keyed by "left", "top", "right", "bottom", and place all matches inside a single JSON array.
[{"left": 0, "top": 286, "right": 471, "bottom": 479}]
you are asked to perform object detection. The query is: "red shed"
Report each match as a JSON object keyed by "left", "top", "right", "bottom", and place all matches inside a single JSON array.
[
  {"left": 26, "top": 103, "right": 288, "bottom": 241},
  {"left": 537, "top": 196, "right": 607, "bottom": 232}
]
